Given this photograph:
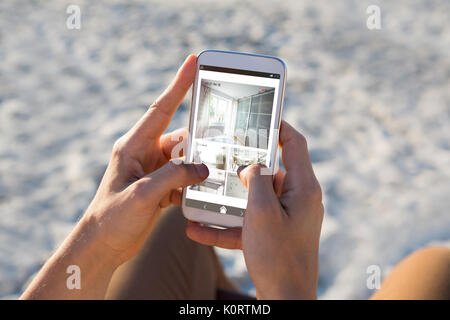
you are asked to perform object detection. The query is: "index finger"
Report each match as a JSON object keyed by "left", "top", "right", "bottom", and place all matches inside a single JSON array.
[{"left": 130, "top": 54, "right": 197, "bottom": 140}]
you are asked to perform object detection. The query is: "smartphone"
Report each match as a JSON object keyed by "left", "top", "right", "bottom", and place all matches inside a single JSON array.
[{"left": 182, "top": 50, "right": 286, "bottom": 228}]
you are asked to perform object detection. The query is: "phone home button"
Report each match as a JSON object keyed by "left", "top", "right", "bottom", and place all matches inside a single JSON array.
[{"left": 219, "top": 206, "right": 227, "bottom": 214}]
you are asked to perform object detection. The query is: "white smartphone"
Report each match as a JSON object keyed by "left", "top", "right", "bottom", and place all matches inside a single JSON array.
[{"left": 182, "top": 50, "right": 286, "bottom": 228}]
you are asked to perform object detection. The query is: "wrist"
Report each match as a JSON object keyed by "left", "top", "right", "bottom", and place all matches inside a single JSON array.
[
  {"left": 75, "top": 213, "right": 123, "bottom": 272},
  {"left": 256, "top": 280, "right": 317, "bottom": 300},
  {"left": 257, "top": 289, "right": 317, "bottom": 300}
]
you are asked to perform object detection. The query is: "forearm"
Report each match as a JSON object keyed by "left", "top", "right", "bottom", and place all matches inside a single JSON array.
[{"left": 20, "top": 216, "right": 120, "bottom": 300}]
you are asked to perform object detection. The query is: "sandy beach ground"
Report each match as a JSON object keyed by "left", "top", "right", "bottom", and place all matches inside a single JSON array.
[{"left": 0, "top": 0, "right": 449, "bottom": 299}]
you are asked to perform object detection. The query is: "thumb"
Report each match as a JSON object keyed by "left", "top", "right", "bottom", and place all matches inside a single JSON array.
[
  {"left": 133, "top": 160, "right": 209, "bottom": 202},
  {"left": 237, "top": 164, "right": 278, "bottom": 214}
]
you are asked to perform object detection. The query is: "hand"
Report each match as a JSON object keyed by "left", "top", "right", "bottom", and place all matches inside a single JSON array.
[
  {"left": 22, "top": 54, "right": 209, "bottom": 299},
  {"left": 186, "top": 120, "right": 324, "bottom": 299},
  {"left": 84, "top": 54, "right": 208, "bottom": 265}
]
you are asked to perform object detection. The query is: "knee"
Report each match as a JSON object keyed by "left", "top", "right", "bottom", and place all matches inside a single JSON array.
[
  {"left": 409, "top": 246, "right": 450, "bottom": 264},
  {"left": 406, "top": 246, "right": 450, "bottom": 287},
  {"left": 403, "top": 246, "right": 449, "bottom": 299},
  {"left": 373, "top": 246, "right": 450, "bottom": 300},
  {"left": 158, "top": 205, "right": 188, "bottom": 232}
]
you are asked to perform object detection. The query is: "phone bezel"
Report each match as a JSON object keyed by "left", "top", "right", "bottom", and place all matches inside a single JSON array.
[{"left": 182, "top": 49, "right": 286, "bottom": 228}]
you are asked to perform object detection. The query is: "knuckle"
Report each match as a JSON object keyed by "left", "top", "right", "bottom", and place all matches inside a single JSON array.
[
  {"left": 167, "top": 159, "right": 181, "bottom": 171},
  {"left": 129, "top": 179, "right": 148, "bottom": 200},
  {"left": 245, "top": 163, "right": 265, "bottom": 178},
  {"left": 305, "top": 180, "right": 323, "bottom": 204},
  {"left": 167, "top": 159, "right": 187, "bottom": 177},
  {"left": 294, "top": 131, "right": 308, "bottom": 149},
  {"left": 132, "top": 180, "right": 145, "bottom": 196},
  {"left": 127, "top": 185, "right": 140, "bottom": 203},
  {"left": 112, "top": 137, "right": 127, "bottom": 158}
]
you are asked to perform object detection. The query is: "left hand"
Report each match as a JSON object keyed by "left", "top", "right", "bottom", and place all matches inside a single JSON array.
[{"left": 21, "top": 54, "right": 208, "bottom": 299}]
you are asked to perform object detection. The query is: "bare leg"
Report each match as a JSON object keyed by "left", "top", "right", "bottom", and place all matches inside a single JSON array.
[
  {"left": 371, "top": 247, "right": 450, "bottom": 300},
  {"left": 105, "top": 206, "right": 237, "bottom": 299}
]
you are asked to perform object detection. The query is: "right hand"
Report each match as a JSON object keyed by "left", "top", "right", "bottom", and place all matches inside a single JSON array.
[{"left": 186, "top": 120, "right": 324, "bottom": 299}]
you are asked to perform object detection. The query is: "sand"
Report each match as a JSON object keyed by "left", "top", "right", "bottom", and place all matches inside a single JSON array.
[{"left": 0, "top": 0, "right": 449, "bottom": 299}]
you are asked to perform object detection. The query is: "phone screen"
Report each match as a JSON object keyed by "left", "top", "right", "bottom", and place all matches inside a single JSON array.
[{"left": 185, "top": 65, "right": 281, "bottom": 217}]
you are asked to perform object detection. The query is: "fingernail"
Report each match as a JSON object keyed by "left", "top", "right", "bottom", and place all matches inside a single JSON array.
[
  {"left": 237, "top": 165, "right": 248, "bottom": 177},
  {"left": 194, "top": 163, "right": 209, "bottom": 179}
]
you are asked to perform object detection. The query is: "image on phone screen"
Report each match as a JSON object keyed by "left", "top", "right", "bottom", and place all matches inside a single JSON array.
[{"left": 185, "top": 65, "right": 281, "bottom": 217}]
